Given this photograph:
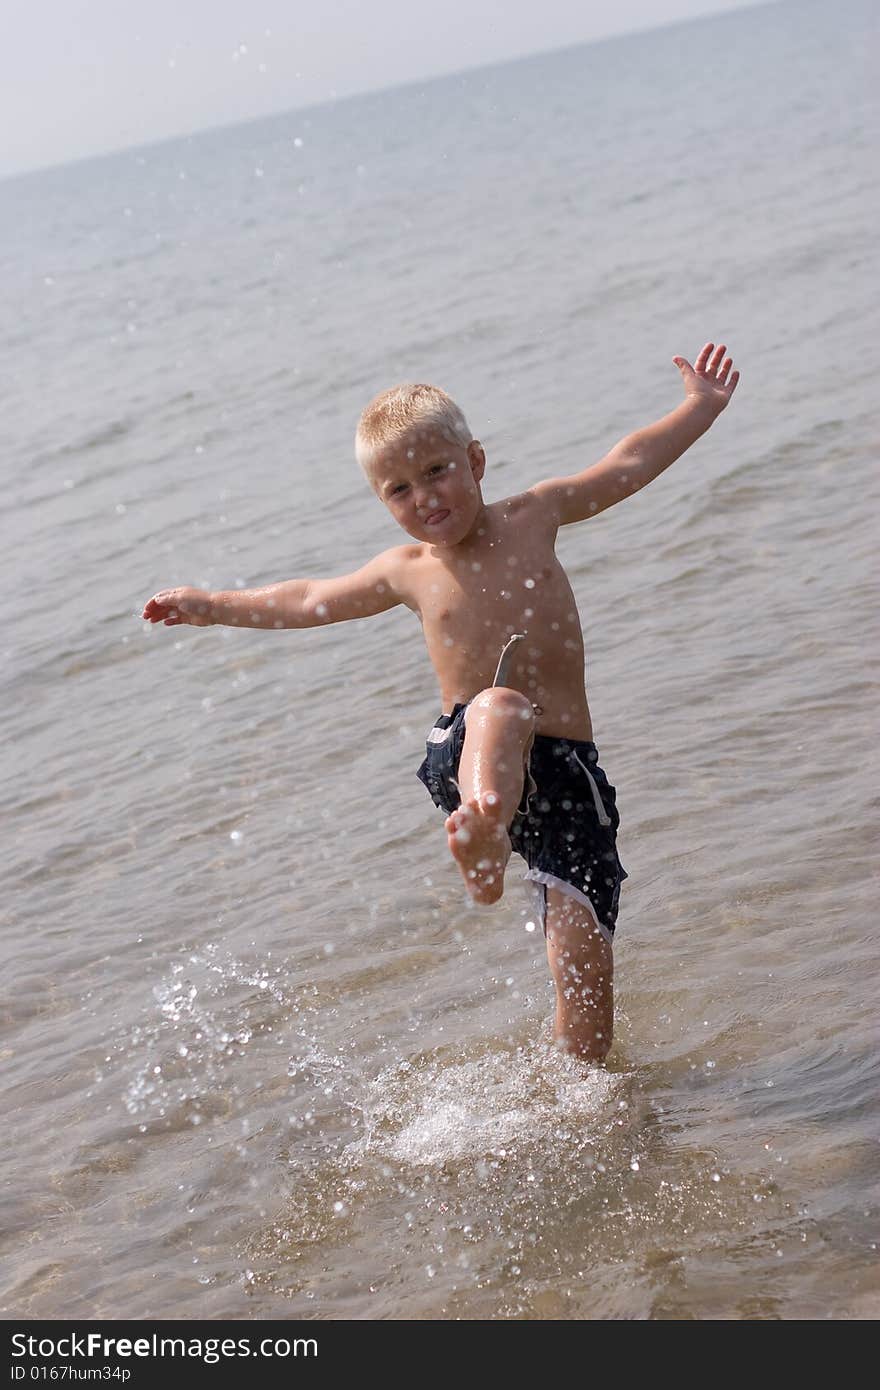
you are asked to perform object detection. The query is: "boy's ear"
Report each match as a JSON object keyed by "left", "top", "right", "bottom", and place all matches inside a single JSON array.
[{"left": 467, "top": 440, "right": 486, "bottom": 481}]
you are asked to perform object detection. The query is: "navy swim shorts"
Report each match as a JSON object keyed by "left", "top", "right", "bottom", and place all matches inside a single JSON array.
[{"left": 416, "top": 703, "right": 627, "bottom": 941}]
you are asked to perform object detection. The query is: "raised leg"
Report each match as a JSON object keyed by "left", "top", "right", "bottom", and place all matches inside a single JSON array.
[
  {"left": 544, "top": 886, "right": 613, "bottom": 1061},
  {"left": 445, "top": 686, "right": 535, "bottom": 904}
]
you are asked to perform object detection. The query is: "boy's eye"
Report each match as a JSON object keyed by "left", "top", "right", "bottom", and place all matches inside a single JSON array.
[{"left": 387, "top": 463, "right": 445, "bottom": 497}]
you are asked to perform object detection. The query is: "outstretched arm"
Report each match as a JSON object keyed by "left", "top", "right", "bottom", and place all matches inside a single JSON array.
[
  {"left": 142, "top": 547, "right": 410, "bottom": 629},
  {"left": 533, "top": 342, "right": 740, "bottom": 526}
]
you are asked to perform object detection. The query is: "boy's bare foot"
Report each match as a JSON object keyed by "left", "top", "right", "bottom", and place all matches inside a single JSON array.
[{"left": 445, "top": 793, "right": 512, "bottom": 904}]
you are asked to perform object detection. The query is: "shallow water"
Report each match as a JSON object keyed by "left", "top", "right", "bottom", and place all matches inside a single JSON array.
[{"left": 2, "top": 0, "right": 878, "bottom": 1319}]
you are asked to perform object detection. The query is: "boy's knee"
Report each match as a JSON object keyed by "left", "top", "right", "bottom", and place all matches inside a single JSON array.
[{"left": 469, "top": 686, "right": 535, "bottom": 728}]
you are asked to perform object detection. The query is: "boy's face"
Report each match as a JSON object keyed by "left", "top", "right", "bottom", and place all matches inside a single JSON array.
[{"left": 366, "top": 428, "right": 486, "bottom": 547}]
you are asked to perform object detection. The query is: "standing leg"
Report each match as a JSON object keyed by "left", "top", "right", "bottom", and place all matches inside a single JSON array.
[
  {"left": 445, "top": 687, "right": 535, "bottom": 904},
  {"left": 544, "top": 886, "right": 613, "bottom": 1061}
]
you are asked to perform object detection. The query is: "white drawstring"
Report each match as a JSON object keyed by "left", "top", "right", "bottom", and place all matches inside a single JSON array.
[
  {"left": 492, "top": 633, "right": 525, "bottom": 687},
  {"left": 573, "top": 752, "right": 612, "bottom": 826}
]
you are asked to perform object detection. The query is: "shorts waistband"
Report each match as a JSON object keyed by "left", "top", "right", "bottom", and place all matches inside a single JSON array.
[
  {"left": 531, "top": 732, "right": 598, "bottom": 755},
  {"left": 437, "top": 703, "right": 598, "bottom": 755}
]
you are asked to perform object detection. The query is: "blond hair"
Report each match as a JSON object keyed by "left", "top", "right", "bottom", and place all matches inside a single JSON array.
[{"left": 355, "top": 383, "right": 472, "bottom": 471}]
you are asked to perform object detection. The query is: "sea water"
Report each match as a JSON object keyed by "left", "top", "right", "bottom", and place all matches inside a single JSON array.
[{"left": 1, "top": 0, "right": 877, "bottom": 1318}]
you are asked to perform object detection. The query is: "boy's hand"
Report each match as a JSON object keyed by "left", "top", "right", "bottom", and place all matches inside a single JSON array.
[
  {"left": 142, "top": 587, "right": 214, "bottom": 626},
  {"left": 673, "top": 342, "right": 740, "bottom": 417}
]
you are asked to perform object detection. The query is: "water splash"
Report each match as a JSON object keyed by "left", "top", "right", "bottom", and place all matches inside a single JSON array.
[
  {"left": 349, "top": 1045, "right": 620, "bottom": 1170},
  {"left": 118, "top": 944, "right": 308, "bottom": 1125}
]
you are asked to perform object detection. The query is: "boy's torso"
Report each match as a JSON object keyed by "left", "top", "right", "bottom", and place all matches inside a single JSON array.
[{"left": 396, "top": 490, "right": 593, "bottom": 740}]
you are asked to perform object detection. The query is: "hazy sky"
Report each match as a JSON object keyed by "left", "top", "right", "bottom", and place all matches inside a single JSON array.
[{"left": 4, "top": 0, "right": 768, "bottom": 178}]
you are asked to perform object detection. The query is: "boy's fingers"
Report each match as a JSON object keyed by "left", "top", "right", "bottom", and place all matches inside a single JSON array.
[
  {"left": 718, "top": 356, "right": 733, "bottom": 383},
  {"left": 709, "top": 343, "right": 726, "bottom": 373},
  {"left": 695, "top": 342, "right": 714, "bottom": 371},
  {"left": 728, "top": 370, "right": 740, "bottom": 394}
]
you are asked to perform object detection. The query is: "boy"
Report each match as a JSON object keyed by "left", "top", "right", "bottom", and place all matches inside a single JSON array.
[{"left": 143, "top": 342, "right": 739, "bottom": 1062}]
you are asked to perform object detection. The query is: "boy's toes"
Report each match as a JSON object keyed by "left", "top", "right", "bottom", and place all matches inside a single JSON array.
[
  {"left": 444, "top": 794, "right": 510, "bottom": 904},
  {"left": 445, "top": 804, "right": 474, "bottom": 840}
]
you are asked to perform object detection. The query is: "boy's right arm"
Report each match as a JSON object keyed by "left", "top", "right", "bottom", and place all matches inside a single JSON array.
[{"left": 142, "top": 547, "right": 414, "bottom": 629}]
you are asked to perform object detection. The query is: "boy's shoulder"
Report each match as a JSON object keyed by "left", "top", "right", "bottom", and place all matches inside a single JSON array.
[
  {"left": 494, "top": 485, "right": 545, "bottom": 511},
  {"left": 373, "top": 542, "right": 429, "bottom": 609},
  {"left": 490, "top": 485, "right": 560, "bottom": 529},
  {"left": 381, "top": 542, "right": 427, "bottom": 569}
]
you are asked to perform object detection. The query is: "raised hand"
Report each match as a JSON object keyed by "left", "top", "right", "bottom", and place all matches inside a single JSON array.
[
  {"left": 142, "top": 587, "right": 214, "bottom": 626},
  {"left": 673, "top": 342, "right": 740, "bottom": 415}
]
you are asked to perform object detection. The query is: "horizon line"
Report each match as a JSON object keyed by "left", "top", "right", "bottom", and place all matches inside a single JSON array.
[{"left": 2, "top": 0, "right": 774, "bottom": 185}]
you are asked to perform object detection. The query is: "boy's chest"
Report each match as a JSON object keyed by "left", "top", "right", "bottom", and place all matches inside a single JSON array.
[{"left": 414, "top": 532, "right": 581, "bottom": 661}]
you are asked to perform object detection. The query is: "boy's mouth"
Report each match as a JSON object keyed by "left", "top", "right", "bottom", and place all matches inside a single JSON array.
[{"left": 424, "top": 509, "right": 450, "bottom": 526}]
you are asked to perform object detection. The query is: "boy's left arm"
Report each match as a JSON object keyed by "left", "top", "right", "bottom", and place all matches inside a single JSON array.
[{"left": 533, "top": 342, "right": 740, "bottom": 525}]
